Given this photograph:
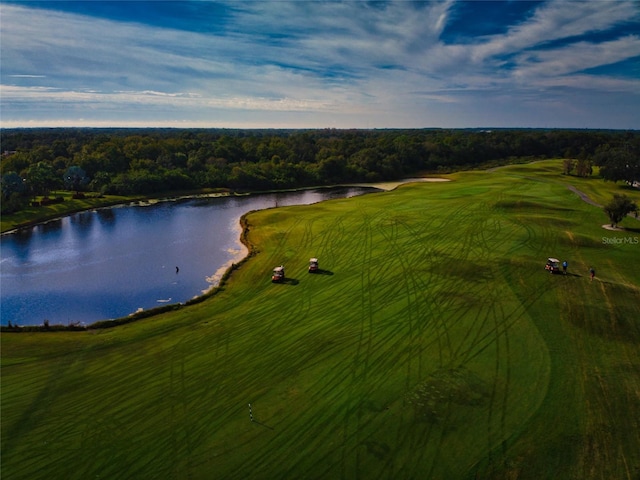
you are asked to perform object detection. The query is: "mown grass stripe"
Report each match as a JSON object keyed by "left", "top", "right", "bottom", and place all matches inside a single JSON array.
[{"left": 2, "top": 161, "right": 639, "bottom": 479}]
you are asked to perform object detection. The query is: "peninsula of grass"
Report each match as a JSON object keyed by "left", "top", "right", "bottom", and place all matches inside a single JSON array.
[{"left": 2, "top": 161, "right": 639, "bottom": 479}]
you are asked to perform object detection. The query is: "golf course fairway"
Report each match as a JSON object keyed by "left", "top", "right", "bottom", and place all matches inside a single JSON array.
[{"left": 2, "top": 160, "right": 639, "bottom": 479}]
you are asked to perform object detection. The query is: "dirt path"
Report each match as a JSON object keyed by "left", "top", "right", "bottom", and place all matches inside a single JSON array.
[
  {"left": 566, "top": 184, "right": 639, "bottom": 223},
  {"left": 565, "top": 185, "right": 602, "bottom": 207}
]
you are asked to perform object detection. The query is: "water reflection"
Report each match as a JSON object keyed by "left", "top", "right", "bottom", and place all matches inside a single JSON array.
[
  {"left": 70, "top": 211, "right": 95, "bottom": 238},
  {"left": 39, "top": 218, "right": 63, "bottom": 235},
  {"left": 7, "top": 228, "right": 33, "bottom": 262},
  {"left": 1, "top": 187, "right": 376, "bottom": 326},
  {"left": 96, "top": 208, "right": 116, "bottom": 227}
]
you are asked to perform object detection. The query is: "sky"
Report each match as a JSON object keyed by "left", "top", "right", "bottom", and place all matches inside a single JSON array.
[{"left": 1, "top": 0, "right": 639, "bottom": 129}]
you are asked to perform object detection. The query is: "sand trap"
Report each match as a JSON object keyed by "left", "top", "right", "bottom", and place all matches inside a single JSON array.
[
  {"left": 601, "top": 224, "right": 626, "bottom": 231},
  {"left": 356, "top": 177, "right": 451, "bottom": 191}
]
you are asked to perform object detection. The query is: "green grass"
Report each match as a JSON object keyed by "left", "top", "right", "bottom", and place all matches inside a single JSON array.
[
  {"left": 1, "top": 188, "right": 230, "bottom": 233},
  {"left": 486, "top": 159, "right": 640, "bottom": 208},
  {"left": 1, "top": 192, "right": 132, "bottom": 232},
  {"left": 2, "top": 161, "right": 639, "bottom": 479}
]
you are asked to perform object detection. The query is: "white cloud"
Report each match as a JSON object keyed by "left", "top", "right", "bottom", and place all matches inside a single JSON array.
[
  {"left": 513, "top": 35, "right": 640, "bottom": 80},
  {"left": 534, "top": 74, "right": 640, "bottom": 93},
  {"left": 471, "top": 0, "right": 639, "bottom": 62},
  {"left": 0, "top": 84, "right": 339, "bottom": 113},
  {"left": 0, "top": 1, "right": 638, "bottom": 129}
]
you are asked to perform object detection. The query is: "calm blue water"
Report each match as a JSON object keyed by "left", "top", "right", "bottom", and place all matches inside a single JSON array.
[{"left": 1, "top": 187, "right": 374, "bottom": 326}]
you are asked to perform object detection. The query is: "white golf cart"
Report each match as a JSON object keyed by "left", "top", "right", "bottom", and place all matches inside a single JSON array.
[{"left": 272, "top": 265, "right": 285, "bottom": 282}]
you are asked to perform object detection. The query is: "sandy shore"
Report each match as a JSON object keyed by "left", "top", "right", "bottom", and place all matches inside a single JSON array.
[{"left": 352, "top": 177, "right": 451, "bottom": 191}]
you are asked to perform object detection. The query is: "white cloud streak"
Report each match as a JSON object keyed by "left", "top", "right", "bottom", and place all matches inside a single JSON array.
[
  {"left": 471, "top": 0, "right": 640, "bottom": 62},
  {"left": 0, "top": 1, "right": 638, "bottom": 128},
  {"left": 513, "top": 35, "right": 640, "bottom": 79}
]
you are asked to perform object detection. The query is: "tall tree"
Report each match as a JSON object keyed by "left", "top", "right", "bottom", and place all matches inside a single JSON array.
[
  {"left": 562, "top": 159, "right": 575, "bottom": 175},
  {"left": 26, "top": 162, "right": 58, "bottom": 197},
  {"left": 594, "top": 146, "right": 640, "bottom": 184},
  {"left": 1, "top": 171, "right": 25, "bottom": 198},
  {"left": 603, "top": 194, "right": 638, "bottom": 228},
  {"left": 1, "top": 171, "right": 29, "bottom": 213},
  {"left": 63, "top": 165, "right": 89, "bottom": 195},
  {"left": 575, "top": 158, "right": 592, "bottom": 177}
]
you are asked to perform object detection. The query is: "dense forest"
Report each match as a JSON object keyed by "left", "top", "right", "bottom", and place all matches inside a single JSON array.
[{"left": 2, "top": 128, "right": 639, "bottom": 214}]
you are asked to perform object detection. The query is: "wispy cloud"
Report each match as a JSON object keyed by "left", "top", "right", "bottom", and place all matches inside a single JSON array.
[
  {"left": 470, "top": 1, "right": 639, "bottom": 61},
  {"left": 513, "top": 35, "right": 640, "bottom": 80},
  {"left": 1, "top": 1, "right": 638, "bottom": 128}
]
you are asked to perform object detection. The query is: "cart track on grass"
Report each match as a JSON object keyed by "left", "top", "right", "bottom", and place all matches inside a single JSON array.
[
  {"left": 237, "top": 187, "right": 555, "bottom": 478},
  {"left": 379, "top": 215, "right": 438, "bottom": 477},
  {"left": 4, "top": 163, "right": 640, "bottom": 480},
  {"left": 369, "top": 196, "right": 527, "bottom": 477},
  {"left": 288, "top": 213, "right": 379, "bottom": 478},
  {"left": 485, "top": 300, "right": 510, "bottom": 468},
  {"left": 388, "top": 203, "right": 477, "bottom": 475},
  {"left": 431, "top": 203, "right": 507, "bottom": 477},
  {"left": 342, "top": 210, "right": 377, "bottom": 479},
  {"left": 2, "top": 354, "right": 80, "bottom": 478},
  {"left": 263, "top": 215, "right": 304, "bottom": 270},
  {"left": 374, "top": 210, "right": 466, "bottom": 477},
  {"left": 396, "top": 191, "right": 559, "bottom": 477},
  {"left": 165, "top": 337, "right": 199, "bottom": 477},
  {"left": 459, "top": 203, "right": 513, "bottom": 468},
  {"left": 388, "top": 218, "right": 452, "bottom": 480},
  {"left": 237, "top": 209, "right": 385, "bottom": 479}
]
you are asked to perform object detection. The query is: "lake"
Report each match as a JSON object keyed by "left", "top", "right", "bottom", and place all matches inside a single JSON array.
[{"left": 1, "top": 187, "right": 375, "bottom": 326}]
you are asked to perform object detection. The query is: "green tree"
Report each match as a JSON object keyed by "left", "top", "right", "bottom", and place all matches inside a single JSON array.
[
  {"left": 1, "top": 193, "right": 28, "bottom": 214},
  {"left": 0, "top": 151, "right": 30, "bottom": 176},
  {"left": 64, "top": 165, "right": 89, "bottom": 195},
  {"left": 1, "top": 171, "right": 29, "bottom": 213},
  {"left": 1, "top": 171, "right": 26, "bottom": 198},
  {"left": 594, "top": 146, "right": 640, "bottom": 184},
  {"left": 89, "top": 171, "right": 112, "bottom": 194},
  {"left": 26, "top": 162, "right": 58, "bottom": 197},
  {"left": 562, "top": 159, "right": 575, "bottom": 175},
  {"left": 603, "top": 194, "right": 638, "bottom": 228},
  {"left": 575, "top": 158, "right": 592, "bottom": 177}
]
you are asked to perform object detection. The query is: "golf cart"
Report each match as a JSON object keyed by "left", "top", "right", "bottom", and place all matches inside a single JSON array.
[
  {"left": 308, "top": 258, "right": 319, "bottom": 273},
  {"left": 545, "top": 257, "right": 561, "bottom": 274},
  {"left": 272, "top": 265, "right": 285, "bottom": 282}
]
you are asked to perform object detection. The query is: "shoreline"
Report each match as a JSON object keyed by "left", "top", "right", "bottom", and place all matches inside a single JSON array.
[
  {"left": 1, "top": 178, "right": 448, "bottom": 331},
  {"left": 0, "top": 190, "right": 232, "bottom": 236},
  {"left": 2, "top": 178, "right": 451, "bottom": 235},
  {"left": 348, "top": 177, "right": 451, "bottom": 191}
]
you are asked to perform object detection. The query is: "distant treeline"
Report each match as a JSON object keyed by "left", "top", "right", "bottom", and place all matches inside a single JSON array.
[{"left": 2, "top": 128, "right": 639, "bottom": 213}]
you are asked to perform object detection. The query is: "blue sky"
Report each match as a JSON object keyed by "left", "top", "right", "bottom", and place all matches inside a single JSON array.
[{"left": 1, "top": 1, "right": 639, "bottom": 129}]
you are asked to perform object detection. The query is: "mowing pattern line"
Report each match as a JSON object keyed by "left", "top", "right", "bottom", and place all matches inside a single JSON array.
[{"left": 9, "top": 170, "right": 635, "bottom": 479}]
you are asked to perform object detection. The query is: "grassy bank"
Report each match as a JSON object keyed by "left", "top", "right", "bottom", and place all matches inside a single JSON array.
[
  {"left": 1, "top": 192, "right": 132, "bottom": 233},
  {"left": 0, "top": 188, "right": 231, "bottom": 233},
  {"left": 2, "top": 161, "right": 639, "bottom": 479}
]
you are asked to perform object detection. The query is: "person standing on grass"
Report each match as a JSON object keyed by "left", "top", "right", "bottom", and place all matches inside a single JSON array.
[
  {"left": 562, "top": 260, "right": 568, "bottom": 274},
  {"left": 590, "top": 267, "right": 595, "bottom": 282}
]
